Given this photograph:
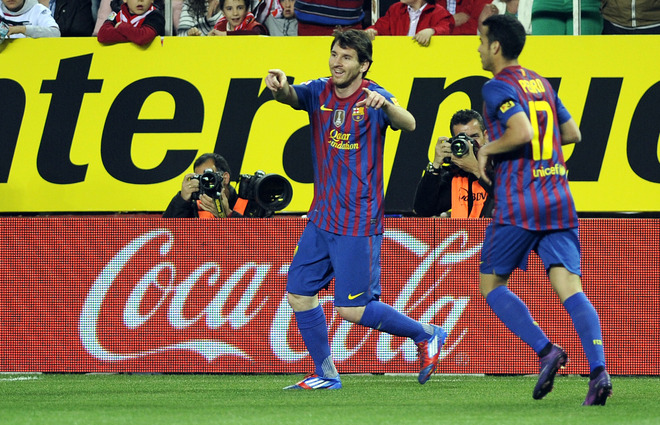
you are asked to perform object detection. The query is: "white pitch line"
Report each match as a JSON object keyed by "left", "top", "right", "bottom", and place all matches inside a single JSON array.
[{"left": 0, "top": 376, "right": 40, "bottom": 382}]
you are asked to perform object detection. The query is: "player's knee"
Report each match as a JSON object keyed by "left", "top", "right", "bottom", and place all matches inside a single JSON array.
[
  {"left": 479, "top": 274, "right": 508, "bottom": 298},
  {"left": 479, "top": 284, "right": 490, "bottom": 298},
  {"left": 287, "top": 292, "right": 317, "bottom": 312},
  {"left": 479, "top": 279, "right": 494, "bottom": 298},
  {"left": 335, "top": 306, "right": 364, "bottom": 323}
]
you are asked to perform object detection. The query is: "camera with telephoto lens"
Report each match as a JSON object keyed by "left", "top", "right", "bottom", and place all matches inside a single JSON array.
[
  {"left": 238, "top": 171, "right": 293, "bottom": 218},
  {"left": 190, "top": 168, "right": 224, "bottom": 200},
  {"left": 443, "top": 132, "right": 478, "bottom": 164}
]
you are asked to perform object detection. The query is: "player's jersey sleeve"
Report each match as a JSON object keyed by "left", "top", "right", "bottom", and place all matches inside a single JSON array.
[
  {"left": 554, "top": 93, "right": 572, "bottom": 125},
  {"left": 482, "top": 78, "right": 525, "bottom": 139},
  {"left": 292, "top": 78, "right": 326, "bottom": 112}
]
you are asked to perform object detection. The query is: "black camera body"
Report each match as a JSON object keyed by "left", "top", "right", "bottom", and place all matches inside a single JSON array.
[
  {"left": 238, "top": 171, "right": 293, "bottom": 217},
  {"left": 443, "top": 132, "right": 479, "bottom": 164},
  {"left": 191, "top": 168, "right": 224, "bottom": 200}
]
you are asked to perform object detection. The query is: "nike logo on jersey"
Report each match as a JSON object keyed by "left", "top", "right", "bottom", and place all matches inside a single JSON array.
[
  {"left": 348, "top": 292, "right": 364, "bottom": 300},
  {"left": 320, "top": 105, "right": 333, "bottom": 112}
]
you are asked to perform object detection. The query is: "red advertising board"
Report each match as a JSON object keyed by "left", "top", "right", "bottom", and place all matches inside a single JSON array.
[{"left": 0, "top": 218, "right": 657, "bottom": 375}]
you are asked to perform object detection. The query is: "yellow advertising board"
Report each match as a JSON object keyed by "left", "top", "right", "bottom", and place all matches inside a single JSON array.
[{"left": 0, "top": 35, "right": 658, "bottom": 213}]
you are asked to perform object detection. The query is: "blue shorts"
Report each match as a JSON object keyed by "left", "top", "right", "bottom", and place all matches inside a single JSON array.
[
  {"left": 480, "top": 223, "right": 581, "bottom": 276},
  {"left": 286, "top": 222, "right": 382, "bottom": 307}
]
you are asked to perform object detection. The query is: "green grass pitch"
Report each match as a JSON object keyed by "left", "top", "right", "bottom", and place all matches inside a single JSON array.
[{"left": 1, "top": 373, "right": 658, "bottom": 425}]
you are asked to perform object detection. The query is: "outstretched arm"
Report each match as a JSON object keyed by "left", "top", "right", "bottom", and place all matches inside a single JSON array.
[
  {"left": 265, "top": 69, "right": 299, "bottom": 108},
  {"left": 357, "top": 87, "right": 416, "bottom": 132}
]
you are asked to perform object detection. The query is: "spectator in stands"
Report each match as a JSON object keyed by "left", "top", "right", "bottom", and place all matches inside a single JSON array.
[
  {"left": 1, "top": 0, "right": 60, "bottom": 38},
  {"left": 94, "top": 0, "right": 115, "bottom": 34},
  {"left": 530, "top": 0, "right": 602, "bottom": 34},
  {"left": 436, "top": 0, "right": 490, "bottom": 34},
  {"left": 601, "top": 0, "right": 660, "bottom": 34},
  {"left": 93, "top": 0, "right": 178, "bottom": 35},
  {"left": 177, "top": 0, "right": 222, "bottom": 35},
  {"left": 294, "top": 0, "right": 364, "bottom": 35},
  {"left": 263, "top": 0, "right": 296, "bottom": 35},
  {"left": 489, "top": 0, "right": 531, "bottom": 33},
  {"left": 163, "top": 153, "right": 245, "bottom": 218},
  {"left": 251, "top": 0, "right": 279, "bottom": 23},
  {"left": 208, "top": 0, "right": 268, "bottom": 34},
  {"left": 44, "top": 0, "right": 95, "bottom": 36},
  {"left": 365, "top": 0, "right": 453, "bottom": 46},
  {"left": 413, "top": 109, "right": 494, "bottom": 218},
  {"left": 97, "top": 0, "right": 165, "bottom": 44}
]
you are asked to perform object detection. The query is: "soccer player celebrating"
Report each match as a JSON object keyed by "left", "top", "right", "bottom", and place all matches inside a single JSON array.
[
  {"left": 265, "top": 29, "right": 447, "bottom": 390},
  {"left": 476, "top": 13, "right": 612, "bottom": 405}
]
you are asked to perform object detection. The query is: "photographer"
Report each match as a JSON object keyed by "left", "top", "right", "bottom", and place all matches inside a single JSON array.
[
  {"left": 163, "top": 153, "right": 244, "bottom": 218},
  {"left": 413, "top": 109, "right": 494, "bottom": 218}
]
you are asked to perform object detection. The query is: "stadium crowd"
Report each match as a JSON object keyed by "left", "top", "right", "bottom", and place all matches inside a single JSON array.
[{"left": 2, "top": 0, "right": 658, "bottom": 41}]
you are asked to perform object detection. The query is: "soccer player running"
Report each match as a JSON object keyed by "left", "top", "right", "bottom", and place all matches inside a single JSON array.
[
  {"left": 265, "top": 29, "right": 447, "bottom": 390},
  {"left": 475, "top": 13, "right": 612, "bottom": 405}
]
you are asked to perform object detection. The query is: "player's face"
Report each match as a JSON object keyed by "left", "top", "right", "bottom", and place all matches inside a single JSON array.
[
  {"left": 223, "top": 0, "right": 248, "bottom": 30},
  {"left": 451, "top": 119, "right": 488, "bottom": 147},
  {"left": 124, "top": 0, "right": 153, "bottom": 15},
  {"left": 329, "top": 44, "right": 367, "bottom": 89},
  {"left": 478, "top": 30, "right": 494, "bottom": 72},
  {"left": 280, "top": 0, "right": 295, "bottom": 18}
]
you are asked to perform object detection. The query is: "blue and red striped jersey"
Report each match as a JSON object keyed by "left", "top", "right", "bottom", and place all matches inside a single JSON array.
[
  {"left": 293, "top": 77, "right": 396, "bottom": 236},
  {"left": 482, "top": 65, "right": 578, "bottom": 230}
]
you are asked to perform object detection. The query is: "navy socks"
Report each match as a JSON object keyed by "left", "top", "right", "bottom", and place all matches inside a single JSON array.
[
  {"left": 563, "top": 292, "right": 606, "bottom": 373},
  {"left": 294, "top": 305, "right": 338, "bottom": 378},
  {"left": 486, "top": 286, "right": 607, "bottom": 373},
  {"left": 359, "top": 300, "right": 430, "bottom": 343}
]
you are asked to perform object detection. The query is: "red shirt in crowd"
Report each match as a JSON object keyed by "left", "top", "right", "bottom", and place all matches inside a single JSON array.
[{"left": 368, "top": 2, "right": 454, "bottom": 36}]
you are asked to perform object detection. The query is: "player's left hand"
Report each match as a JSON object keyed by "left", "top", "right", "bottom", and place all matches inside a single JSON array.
[{"left": 357, "top": 88, "right": 387, "bottom": 109}]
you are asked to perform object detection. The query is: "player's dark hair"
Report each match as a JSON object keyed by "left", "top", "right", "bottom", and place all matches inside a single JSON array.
[
  {"left": 331, "top": 28, "right": 373, "bottom": 77},
  {"left": 482, "top": 14, "right": 526, "bottom": 60},
  {"left": 194, "top": 153, "right": 231, "bottom": 176},
  {"left": 449, "top": 109, "right": 486, "bottom": 136}
]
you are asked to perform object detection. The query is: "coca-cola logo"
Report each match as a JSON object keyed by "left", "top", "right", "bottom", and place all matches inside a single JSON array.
[{"left": 79, "top": 228, "right": 482, "bottom": 367}]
